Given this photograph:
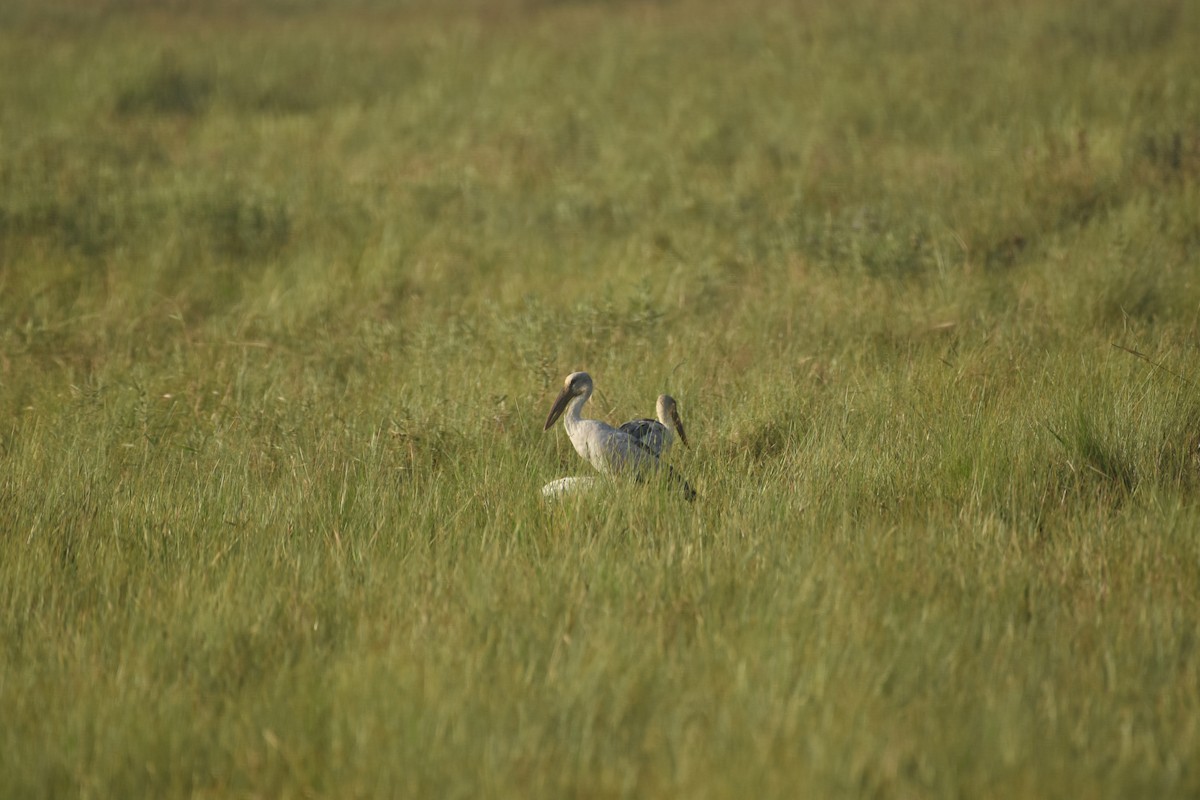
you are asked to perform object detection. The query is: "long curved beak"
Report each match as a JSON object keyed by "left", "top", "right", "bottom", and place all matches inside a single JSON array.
[
  {"left": 670, "top": 407, "right": 689, "bottom": 448},
  {"left": 543, "top": 387, "right": 573, "bottom": 431}
]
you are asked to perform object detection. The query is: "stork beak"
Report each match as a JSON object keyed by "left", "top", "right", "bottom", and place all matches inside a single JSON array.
[
  {"left": 543, "top": 386, "right": 573, "bottom": 431},
  {"left": 671, "top": 406, "right": 689, "bottom": 448}
]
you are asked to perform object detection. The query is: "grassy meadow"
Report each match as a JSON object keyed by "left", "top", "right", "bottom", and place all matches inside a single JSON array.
[{"left": 3, "top": 0, "right": 1200, "bottom": 796}]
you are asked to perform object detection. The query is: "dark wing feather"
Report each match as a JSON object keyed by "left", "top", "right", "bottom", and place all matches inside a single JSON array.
[
  {"left": 619, "top": 419, "right": 692, "bottom": 499},
  {"left": 631, "top": 459, "right": 697, "bottom": 502},
  {"left": 618, "top": 418, "right": 659, "bottom": 441},
  {"left": 620, "top": 418, "right": 669, "bottom": 456},
  {"left": 663, "top": 462, "right": 697, "bottom": 502}
]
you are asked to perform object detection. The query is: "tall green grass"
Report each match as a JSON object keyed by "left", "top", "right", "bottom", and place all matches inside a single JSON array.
[{"left": 3, "top": 0, "right": 1200, "bottom": 796}]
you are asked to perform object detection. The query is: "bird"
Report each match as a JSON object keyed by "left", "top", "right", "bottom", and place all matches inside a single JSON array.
[
  {"left": 619, "top": 394, "right": 689, "bottom": 458},
  {"left": 543, "top": 371, "right": 696, "bottom": 501},
  {"left": 540, "top": 476, "right": 599, "bottom": 502}
]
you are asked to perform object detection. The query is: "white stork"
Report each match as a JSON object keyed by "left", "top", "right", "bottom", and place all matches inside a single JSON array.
[
  {"left": 543, "top": 372, "right": 696, "bottom": 501},
  {"left": 619, "top": 394, "right": 688, "bottom": 457}
]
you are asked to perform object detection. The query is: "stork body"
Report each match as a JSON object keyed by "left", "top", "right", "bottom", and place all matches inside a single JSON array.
[
  {"left": 619, "top": 395, "right": 688, "bottom": 457},
  {"left": 544, "top": 372, "right": 696, "bottom": 501},
  {"left": 543, "top": 373, "right": 657, "bottom": 475}
]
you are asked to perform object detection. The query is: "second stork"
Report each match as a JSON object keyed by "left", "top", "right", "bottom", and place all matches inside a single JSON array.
[{"left": 620, "top": 394, "right": 688, "bottom": 457}]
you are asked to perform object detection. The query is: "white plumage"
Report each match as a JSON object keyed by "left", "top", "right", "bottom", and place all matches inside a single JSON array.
[
  {"left": 540, "top": 476, "right": 599, "bottom": 501},
  {"left": 543, "top": 372, "right": 695, "bottom": 501}
]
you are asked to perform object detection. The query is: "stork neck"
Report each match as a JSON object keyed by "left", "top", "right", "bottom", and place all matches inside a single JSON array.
[
  {"left": 562, "top": 388, "right": 591, "bottom": 433},
  {"left": 567, "top": 393, "right": 588, "bottom": 420}
]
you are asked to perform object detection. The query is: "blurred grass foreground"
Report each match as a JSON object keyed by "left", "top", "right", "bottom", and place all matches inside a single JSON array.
[{"left": 2, "top": 0, "right": 1200, "bottom": 797}]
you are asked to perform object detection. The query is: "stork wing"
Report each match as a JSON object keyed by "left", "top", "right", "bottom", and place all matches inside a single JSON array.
[{"left": 619, "top": 418, "right": 666, "bottom": 455}]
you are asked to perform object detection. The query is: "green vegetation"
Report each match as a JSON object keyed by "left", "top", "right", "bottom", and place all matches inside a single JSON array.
[{"left": 3, "top": 0, "right": 1200, "bottom": 796}]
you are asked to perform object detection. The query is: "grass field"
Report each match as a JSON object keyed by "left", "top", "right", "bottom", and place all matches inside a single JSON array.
[{"left": 3, "top": 0, "right": 1200, "bottom": 796}]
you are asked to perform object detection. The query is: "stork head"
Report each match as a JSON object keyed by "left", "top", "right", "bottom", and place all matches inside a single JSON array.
[
  {"left": 657, "top": 394, "right": 689, "bottom": 448},
  {"left": 544, "top": 372, "right": 593, "bottom": 430}
]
